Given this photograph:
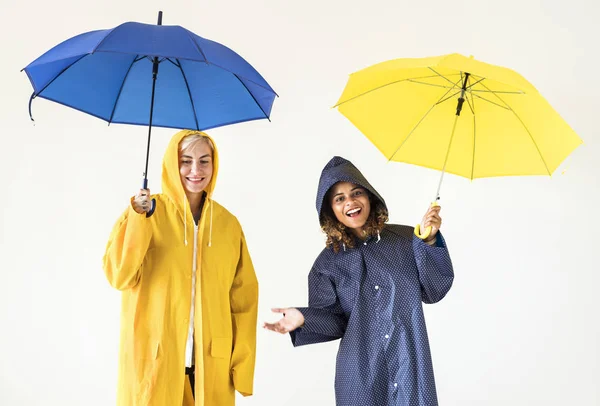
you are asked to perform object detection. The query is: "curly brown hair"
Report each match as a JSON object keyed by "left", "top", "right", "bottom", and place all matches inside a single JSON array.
[{"left": 320, "top": 189, "right": 389, "bottom": 253}]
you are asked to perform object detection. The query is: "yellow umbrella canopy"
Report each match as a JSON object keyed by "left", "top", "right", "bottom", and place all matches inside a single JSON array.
[{"left": 335, "top": 53, "right": 582, "bottom": 236}]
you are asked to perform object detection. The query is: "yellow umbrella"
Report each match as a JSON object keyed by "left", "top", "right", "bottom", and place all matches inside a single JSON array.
[{"left": 334, "top": 53, "right": 582, "bottom": 238}]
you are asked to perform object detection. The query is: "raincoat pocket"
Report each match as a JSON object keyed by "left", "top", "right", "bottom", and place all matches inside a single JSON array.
[{"left": 210, "top": 337, "right": 232, "bottom": 359}]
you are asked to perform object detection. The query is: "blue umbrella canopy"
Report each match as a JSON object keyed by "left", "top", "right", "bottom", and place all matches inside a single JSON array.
[{"left": 23, "top": 11, "right": 277, "bottom": 189}]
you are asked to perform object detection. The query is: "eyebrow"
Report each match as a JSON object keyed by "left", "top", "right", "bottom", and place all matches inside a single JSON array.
[
  {"left": 180, "top": 154, "right": 211, "bottom": 159},
  {"left": 332, "top": 186, "right": 362, "bottom": 197}
]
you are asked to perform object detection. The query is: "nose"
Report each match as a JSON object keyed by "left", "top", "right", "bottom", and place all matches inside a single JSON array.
[{"left": 191, "top": 161, "right": 202, "bottom": 174}]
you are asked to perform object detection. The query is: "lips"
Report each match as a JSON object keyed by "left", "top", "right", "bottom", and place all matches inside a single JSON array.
[
  {"left": 186, "top": 177, "right": 205, "bottom": 184},
  {"left": 346, "top": 207, "right": 362, "bottom": 217}
]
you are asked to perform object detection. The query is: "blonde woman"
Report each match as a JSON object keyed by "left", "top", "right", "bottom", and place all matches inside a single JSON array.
[{"left": 104, "top": 130, "right": 258, "bottom": 406}]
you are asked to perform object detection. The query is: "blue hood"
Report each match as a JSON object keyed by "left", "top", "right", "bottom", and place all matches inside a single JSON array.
[{"left": 316, "top": 156, "right": 387, "bottom": 223}]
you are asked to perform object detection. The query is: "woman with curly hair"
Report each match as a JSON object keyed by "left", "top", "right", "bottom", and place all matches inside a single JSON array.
[{"left": 264, "top": 156, "right": 454, "bottom": 406}]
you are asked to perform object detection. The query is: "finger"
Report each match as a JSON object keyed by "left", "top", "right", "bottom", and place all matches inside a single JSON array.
[
  {"left": 426, "top": 213, "right": 441, "bottom": 222},
  {"left": 425, "top": 217, "right": 440, "bottom": 226},
  {"left": 427, "top": 206, "right": 441, "bottom": 216},
  {"left": 271, "top": 308, "right": 287, "bottom": 314},
  {"left": 263, "top": 322, "right": 281, "bottom": 332}
]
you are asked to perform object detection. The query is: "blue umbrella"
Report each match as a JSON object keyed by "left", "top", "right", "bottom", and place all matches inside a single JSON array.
[{"left": 23, "top": 11, "right": 277, "bottom": 192}]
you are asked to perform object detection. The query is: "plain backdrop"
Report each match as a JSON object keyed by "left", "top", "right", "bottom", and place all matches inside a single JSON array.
[{"left": 1, "top": 0, "right": 598, "bottom": 405}]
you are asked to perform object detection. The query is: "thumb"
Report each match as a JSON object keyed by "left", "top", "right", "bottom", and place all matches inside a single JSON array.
[{"left": 271, "top": 308, "right": 287, "bottom": 314}]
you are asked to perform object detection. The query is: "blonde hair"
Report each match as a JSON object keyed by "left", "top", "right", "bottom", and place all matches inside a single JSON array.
[{"left": 179, "top": 132, "right": 215, "bottom": 153}]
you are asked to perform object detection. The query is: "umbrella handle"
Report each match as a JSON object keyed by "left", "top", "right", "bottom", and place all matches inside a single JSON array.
[
  {"left": 141, "top": 179, "right": 157, "bottom": 217},
  {"left": 414, "top": 201, "right": 439, "bottom": 240}
]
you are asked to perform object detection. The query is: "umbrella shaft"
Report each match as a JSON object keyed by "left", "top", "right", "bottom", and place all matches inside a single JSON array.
[
  {"left": 434, "top": 73, "right": 470, "bottom": 201},
  {"left": 434, "top": 114, "right": 460, "bottom": 202},
  {"left": 143, "top": 59, "right": 159, "bottom": 188},
  {"left": 142, "top": 11, "right": 163, "bottom": 189}
]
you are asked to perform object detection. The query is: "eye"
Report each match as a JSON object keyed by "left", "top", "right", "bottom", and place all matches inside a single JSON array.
[
  {"left": 335, "top": 196, "right": 344, "bottom": 203},
  {"left": 181, "top": 160, "right": 192, "bottom": 165},
  {"left": 200, "top": 160, "right": 209, "bottom": 165}
]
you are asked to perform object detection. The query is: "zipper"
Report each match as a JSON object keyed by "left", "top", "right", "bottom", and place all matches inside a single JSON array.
[{"left": 184, "top": 224, "right": 198, "bottom": 368}]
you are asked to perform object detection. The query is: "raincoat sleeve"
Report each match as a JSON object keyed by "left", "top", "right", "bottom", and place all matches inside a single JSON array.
[
  {"left": 291, "top": 264, "right": 348, "bottom": 347},
  {"left": 102, "top": 200, "right": 153, "bottom": 290},
  {"left": 229, "top": 230, "right": 259, "bottom": 397},
  {"left": 412, "top": 231, "right": 454, "bottom": 304}
]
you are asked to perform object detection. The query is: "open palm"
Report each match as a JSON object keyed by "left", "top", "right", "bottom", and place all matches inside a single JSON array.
[{"left": 263, "top": 307, "right": 305, "bottom": 334}]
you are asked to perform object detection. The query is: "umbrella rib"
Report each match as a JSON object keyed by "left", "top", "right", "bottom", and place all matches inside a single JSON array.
[
  {"left": 334, "top": 73, "right": 462, "bottom": 107},
  {"left": 36, "top": 93, "right": 270, "bottom": 130},
  {"left": 108, "top": 55, "right": 138, "bottom": 124},
  {"left": 182, "top": 32, "right": 278, "bottom": 96},
  {"left": 468, "top": 75, "right": 524, "bottom": 94},
  {"left": 29, "top": 54, "right": 88, "bottom": 97},
  {"left": 89, "top": 50, "right": 276, "bottom": 95},
  {"left": 470, "top": 93, "right": 510, "bottom": 110},
  {"left": 464, "top": 90, "right": 475, "bottom": 115},
  {"left": 184, "top": 31, "right": 277, "bottom": 96},
  {"left": 470, "top": 91, "right": 477, "bottom": 180},
  {"left": 164, "top": 58, "right": 180, "bottom": 67},
  {"left": 429, "top": 67, "right": 462, "bottom": 89},
  {"left": 388, "top": 76, "right": 464, "bottom": 161},
  {"left": 465, "top": 76, "right": 485, "bottom": 90},
  {"left": 176, "top": 59, "right": 201, "bottom": 130},
  {"left": 407, "top": 79, "right": 456, "bottom": 89},
  {"left": 478, "top": 81, "right": 551, "bottom": 175},
  {"left": 436, "top": 89, "right": 463, "bottom": 106},
  {"left": 233, "top": 73, "right": 270, "bottom": 121},
  {"left": 470, "top": 89, "right": 524, "bottom": 94}
]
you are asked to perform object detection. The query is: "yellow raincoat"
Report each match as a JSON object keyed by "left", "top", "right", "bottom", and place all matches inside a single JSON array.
[{"left": 103, "top": 130, "right": 258, "bottom": 406}]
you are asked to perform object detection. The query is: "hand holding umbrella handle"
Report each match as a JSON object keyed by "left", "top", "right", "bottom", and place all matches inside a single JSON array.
[
  {"left": 414, "top": 201, "right": 439, "bottom": 240},
  {"left": 142, "top": 179, "right": 156, "bottom": 217}
]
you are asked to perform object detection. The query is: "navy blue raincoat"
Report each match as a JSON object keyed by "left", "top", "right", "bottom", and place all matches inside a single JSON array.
[{"left": 290, "top": 157, "right": 454, "bottom": 406}]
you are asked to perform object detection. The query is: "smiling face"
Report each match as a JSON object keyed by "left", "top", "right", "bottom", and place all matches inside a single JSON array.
[
  {"left": 329, "top": 181, "right": 371, "bottom": 236},
  {"left": 178, "top": 139, "right": 213, "bottom": 196}
]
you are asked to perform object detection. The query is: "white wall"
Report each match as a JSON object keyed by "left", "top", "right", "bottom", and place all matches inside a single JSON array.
[{"left": 1, "top": 0, "right": 598, "bottom": 405}]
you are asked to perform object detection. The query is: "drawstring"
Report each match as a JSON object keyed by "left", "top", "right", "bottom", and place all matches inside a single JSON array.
[
  {"left": 342, "top": 243, "right": 346, "bottom": 252},
  {"left": 376, "top": 231, "right": 381, "bottom": 243},
  {"left": 183, "top": 194, "right": 188, "bottom": 246},
  {"left": 208, "top": 199, "right": 213, "bottom": 247}
]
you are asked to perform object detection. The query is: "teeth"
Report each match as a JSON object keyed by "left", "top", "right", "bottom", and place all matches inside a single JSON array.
[{"left": 347, "top": 208, "right": 360, "bottom": 215}]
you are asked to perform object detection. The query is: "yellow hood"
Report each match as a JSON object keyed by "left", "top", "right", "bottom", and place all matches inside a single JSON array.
[
  {"left": 162, "top": 129, "right": 219, "bottom": 247},
  {"left": 162, "top": 129, "right": 219, "bottom": 210}
]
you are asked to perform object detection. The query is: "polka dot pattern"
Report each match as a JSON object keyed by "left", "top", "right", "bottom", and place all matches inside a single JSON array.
[
  {"left": 291, "top": 227, "right": 454, "bottom": 405},
  {"left": 289, "top": 156, "right": 454, "bottom": 406}
]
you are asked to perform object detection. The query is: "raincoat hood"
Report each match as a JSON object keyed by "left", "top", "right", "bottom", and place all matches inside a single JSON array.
[
  {"left": 162, "top": 129, "right": 219, "bottom": 210},
  {"left": 162, "top": 130, "right": 219, "bottom": 246},
  {"left": 316, "top": 156, "right": 387, "bottom": 224}
]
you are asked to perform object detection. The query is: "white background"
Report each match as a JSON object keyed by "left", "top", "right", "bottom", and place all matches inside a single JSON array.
[{"left": 1, "top": 0, "right": 598, "bottom": 405}]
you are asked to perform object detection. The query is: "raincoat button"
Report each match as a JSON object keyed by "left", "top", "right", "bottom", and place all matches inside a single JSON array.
[
  {"left": 384, "top": 334, "right": 389, "bottom": 339},
  {"left": 375, "top": 285, "right": 379, "bottom": 290},
  {"left": 394, "top": 383, "right": 398, "bottom": 388}
]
